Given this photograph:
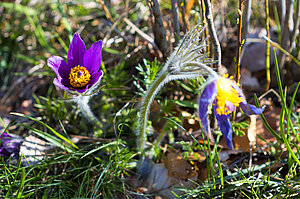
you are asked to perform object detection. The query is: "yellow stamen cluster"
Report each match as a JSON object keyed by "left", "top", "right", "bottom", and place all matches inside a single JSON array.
[
  {"left": 215, "top": 74, "right": 243, "bottom": 115},
  {"left": 69, "top": 65, "right": 91, "bottom": 88}
]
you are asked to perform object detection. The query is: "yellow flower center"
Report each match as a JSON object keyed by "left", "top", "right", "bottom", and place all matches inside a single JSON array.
[
  {"left": 69, "top": 65, "right": 91, "bottom": 88},
  {"left": 215, "top": 74, "right": 243, "bottom": 115}
]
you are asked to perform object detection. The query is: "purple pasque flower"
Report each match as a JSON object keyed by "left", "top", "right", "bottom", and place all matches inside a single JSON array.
[
  {"left": 47, "top": 33, "right": 103, "bottom": 94},
  {"left": 199, "top": 74, "right": 264, "bottom": 149},
  {"left": 0, "top": 132, "right": 22, "bottom": 157}
]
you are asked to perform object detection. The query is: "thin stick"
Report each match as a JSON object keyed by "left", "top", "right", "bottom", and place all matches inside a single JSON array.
[
  {"left": 147, "top": 0, "right": 170, "bottom": 58},
  {"left": 261, "top": 35, "right": 300, "bottom": 66},
  {"left": 235, "top": 0, "right": 244, "bottom": 84},
  {"left": 278, "top": 0, "right": 295, "bottom": 69},
  {"left": 123, "top": 17, "right": 162, "bottom": 57},
  {"left": 265, "top": 0, "right": 271, "bottom": 91},
  {"left": 289, "top": 0, "right": 300, "bottom": 52},
  {"left": 198, "top": 0, "right": 204, "bottom": 23},
  {"left": 203, "top": 0, "right": 222, "bottom": 70},
  {"left": 103, "top": 13, "right": 126, "bottom": 47},
  {"left": 241, "top": 0, "right": 252, "bottom": 44},
  {"left": 281, "top": 0, "right": 286, "bottom": 28},
  {"left": 240, "top": 0, "right": 251, "bottom": 79},
  {"left": 178, "top": 0, "right": 189, "bottom": 31},
  {"left": 98, "top": 0, "right": 114, "bottom": 23},
  {"left": 200, "top": 0, "right": 211, "bottom": 56},
  {"left": 171, "top": 0, "right": 180, "bottom": 44}
]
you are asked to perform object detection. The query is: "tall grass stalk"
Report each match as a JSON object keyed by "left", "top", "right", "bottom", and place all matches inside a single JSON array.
[
  {"left": 235, "top": 0, "right": 244, "bottom": 84},
  {"left": 256, "top": 50, "right": 300, "bottom": 166},
  {"left": 262, "top": 35, "right": 300, "bottom": 66},
  {"left": 265, "top": 0, "right": 271, "bottom": 91},
  {"left": 273, "top": 50, "right": 300, "bottom": 166}
]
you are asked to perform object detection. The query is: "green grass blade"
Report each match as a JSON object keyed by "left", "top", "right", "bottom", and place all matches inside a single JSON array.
[
  {"left": 263, "top": 36, "right": 300, "bottom": 66},
  {"left": 286, "top": 83, "right": 300, "bottom": 154},
  {"left": 81, "top": 141, "right": 118, "bottom": 159},
  {"left": 274, "top": 51, "right": 300, "bottom": 165},
  {"left": 16, "top": 168, "right": 26, "bottom": 198},
  {"left": 216, "top": 150, "right": 224, "bottom": 198},
  {"left": 91, "top": 162, "right": 111, "bottom": 198},
  {"left": 254, "top": 94, "right": 282, "bottom": 142},
  {"left": 19, "top": 124, "right": 74, "bottom": 153},
  {"left": 11, "top": 112, "right": 78, "bottom": 150}
]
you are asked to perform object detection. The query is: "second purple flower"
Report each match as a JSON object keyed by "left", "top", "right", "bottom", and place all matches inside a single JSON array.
[
  {"left": 199, "top": 74, "right": 265, "bottom": 149},
  {"left": 0, "top": 132, "right": 22, "bottom": 158}
]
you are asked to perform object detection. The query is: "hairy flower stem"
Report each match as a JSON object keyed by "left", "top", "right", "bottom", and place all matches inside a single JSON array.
[
  {"left": 77, "top": 95, "right": 103, "bottom": 135},
  {"left": 138, "top": 70, "right": 168, "bottom": 150}
]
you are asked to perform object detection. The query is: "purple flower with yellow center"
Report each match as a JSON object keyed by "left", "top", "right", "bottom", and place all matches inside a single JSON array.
[
  {"left": 0, "top": 132, "right": 22, "bottom": 157},
  {"left": 47, "top": 33, "right": 103, "bottom": 94},
  {"left": 199, "top": 74, "right": 265, "bottom": 149}
]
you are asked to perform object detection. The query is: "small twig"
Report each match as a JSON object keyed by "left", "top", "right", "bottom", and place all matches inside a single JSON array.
[
  {"left": 125, "top": 46, "right": 143, "bottom": 60},
  {"left": 123, "top": 17, "right": 162, "bottom": 57},
  {"left": 200, "top": 0, "right": 211, "bottom": 55},
  {"left": 258, "top": 88, "right": 281, "bottom": 101},
  {"left": 147, "top": 0, "right": 170, "bottom": 59},
  {"left": 103, "top": 13, "right": 126, "bottom": 46},
  {"left": 198, "top": 0, "right": 204, "bottom": 22},
  {"left": 171, "top": 0, "right": 180, "bottom": 44},
  {"left": 0, "top": 63, "right": 43, "bottom": 104},
  {"left": 280, "top": 0, "right": 286, "bottom": 28},
  {"left": 123, "top": 18, "right": 155, "bottom": 44},
  {"left": 70, "top": 135, "right": 115, "bottom": 142},
  {"left": 249, "top": 143, "right": 253, "bottom": 170},
  {"left": 289, "top": 0, "right": 300, "bottom": 52},
  {"left": 97, "top": 0, "right": 114, "bottom": 23},
  {"left": 203, "top": 0, "right": 222, "bottom": 70},
  {"left": 102, "top": 19, "right": 130, "bottom": 44},
  {"left": 278, "top": 0, "right": 295, "bottom": 69},
  {"left": 261, "top": 36, "right": 300, "bottom": 66},
  {"left": 265, "top": 0, "right": 271, "bottom": 91},
  {"left": 235, "top": 0, "right": 244, "bottom": 84},
  {"left": 241, "top": 0, "right": 252, "bottom": 44},
  {"left": 178, "top": 0, "right": 189, "bottom": 31},
  {"left": 240, "top": 0, "right": 251, "bottom": 77},
  {"left": 125, "top": 0, "right": 129, "bottom": 18}
]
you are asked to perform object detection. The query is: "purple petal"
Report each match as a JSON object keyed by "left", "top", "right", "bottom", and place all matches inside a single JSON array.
[
  {"left": 53, "top": 78, "right": 71, "bottom": 91},
  {"left": 5, "top": 138, "right": 22, "bottom": 154},
  {"left": 89, "top": 70, "right": 103, "bottom": 86},
  {"left": 240, "top": 102, "right": 265, "bottom": 115},
  {"left": 47, "top": 56, "right": 71, "bottom": 89},
  {"left": 214, "top": 106, "right": 233, "bottom": 149},
  {"left": 67, "top": 33, "right": 87, "bottom": 68},
  {"left": 47, "top": 56, "right": 68, "bottom": 80},
  {"left": 0, "top": 132, "right": 11, "bottom": 145},
  {"left": 199, "top": 79, "right": 217, "bottom": 133},
  {"left": 84, "top": 40, "right": 103, "bottom": 74},
  {"left": 232, "top": 83, "right": 244, "bottom": 96},
  {"left": 0, "top": 132, "right": 21, "bottom": 157}
]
